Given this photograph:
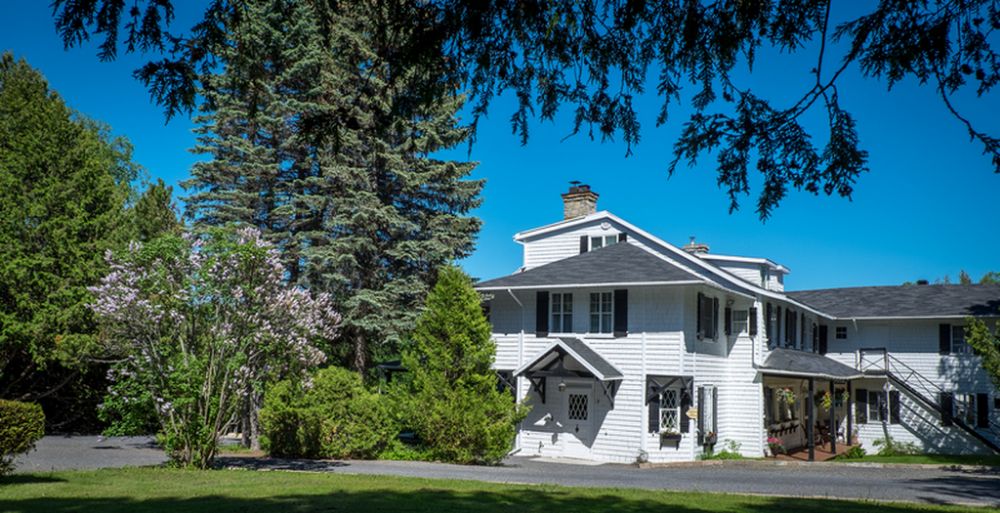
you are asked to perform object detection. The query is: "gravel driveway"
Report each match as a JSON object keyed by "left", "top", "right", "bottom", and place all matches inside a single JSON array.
[{"left": 14, "top": 436, "right": 1000, "bottom": 507}]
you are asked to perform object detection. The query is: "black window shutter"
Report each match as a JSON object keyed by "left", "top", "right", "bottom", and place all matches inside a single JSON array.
[
  {"left": 579, "top": 236, "right": 589, "bottom": 254},
  {"left": 977, "top": 393, "right": 989, "bottom": 428},
  {"left": 613, "top": 289, "right": 628, "bottom": 337},
  {"left": 618, "top": 232, "right": 628, "bottom": 243},
  {"left": 712, "top": 386, "right": 718, "bottom": 434},
  {"left": 855, "top": 388, "right": 868, "bottom": 424},
  {"left": 749, "top": 307, "right": 758, "bottom": 337},
  {"left": 680, "top": 387, "right": 692, "bottom": 433},
  {"left": 535, "top": 291, "right": 549, "bottom": 337},
  {"left": 724, "top": 306, "right": 732, "bottom": 336},
  {"left": 776, "top": 306, "right": 782, "bottom": 344},
  {"left": 765, "top": 303, "right": 772, "bottom": 343},
  {"left": 712, "top": 297, "right": 719, "bottom": 340},
  {"left": 647, "top": 377, "right": 660, "bottom": 433},
  {"left": 696, "top": 386, "right": 705, "bottom": 443},
  {"left": 696, "top": 293, "right": 704, "bottom": 336},
  {"left": 939, "top": 324, "right": 951, "bottom": 355},
  {"left": 889, "top": 390, "right": 901, "bottom": 424},
  {"left": 940, "top": 392, "right": 954, "bottom": 426},
  {"left": 819, "top": 325, "right": 828, "bottom": 355}
]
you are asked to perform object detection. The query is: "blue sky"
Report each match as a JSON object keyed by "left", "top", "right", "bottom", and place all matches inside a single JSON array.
[{"left": 2, "top": 2, "right": 997, "bottom": 290}]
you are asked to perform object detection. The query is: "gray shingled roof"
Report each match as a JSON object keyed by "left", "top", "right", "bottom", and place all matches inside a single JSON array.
[
  {"left": 760, "top": 349, "right": 863, "bottom": 380},
  {"left": 475, "top": 242, "right": 702, "bottom": 290},
  {"left": 787, "top": 284, "right": 1000, "bottom": 319},
  {"left": 514, "top": 337, "right": 624, "bottom": 381}
]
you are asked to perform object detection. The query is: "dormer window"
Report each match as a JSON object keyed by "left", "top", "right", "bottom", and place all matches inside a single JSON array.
[{"left": 589, "top": 235, "right": 618, "bottom": 250}]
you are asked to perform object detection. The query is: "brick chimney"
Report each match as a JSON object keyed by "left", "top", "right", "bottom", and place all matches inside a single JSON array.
[
  {"left": 561, "top": 182, "right": 598, "bottom": 219},
  {"left": 682, "top": 236, "right": 710, "bottom": 254}
]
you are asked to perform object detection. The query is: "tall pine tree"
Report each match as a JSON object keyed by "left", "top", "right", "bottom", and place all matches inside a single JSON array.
[{"left": 183, "top": 0, "right": 483, "bottom": 372}]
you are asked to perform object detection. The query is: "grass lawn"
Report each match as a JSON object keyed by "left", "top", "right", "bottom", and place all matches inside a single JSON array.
[
  {"left": 835, "top": 454, "right": 1000, "bottom": 466},
  {"left": 0, "top": 467, "right": 992, "bottom": 513}
]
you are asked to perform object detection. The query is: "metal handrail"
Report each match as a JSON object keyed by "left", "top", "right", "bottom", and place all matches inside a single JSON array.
[{"left": 858, "top": 348, "right": 1000, "bottom": 437}]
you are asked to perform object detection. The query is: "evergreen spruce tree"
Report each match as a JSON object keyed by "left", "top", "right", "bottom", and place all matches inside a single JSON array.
[
  {"left": 400, "top": 266, "right": 524, "bottom": 464},
  {"left": 183, "top": 1, "right": 483, "bottom": 372},
  {"left": 131, "top": 178, "right": 180, "bottom": 242}
]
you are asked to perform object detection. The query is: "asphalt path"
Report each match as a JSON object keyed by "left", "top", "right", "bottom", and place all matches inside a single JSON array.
[{"left": 14, "top": 436, "right": 1000, "bottom": 507}]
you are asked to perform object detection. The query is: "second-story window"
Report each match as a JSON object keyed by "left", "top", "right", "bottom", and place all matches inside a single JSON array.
[
  {"left": 550, "top": 293, "right": 573, "bottom": 333},
  {"left": 951, "top": 325, "right": 971, "bottom": 354},
  {"left": 589, "top": 235, "right": 618, "bottom": 250},
  {"left": 589, "top": 292, "right": 613, "bottom": 333}
]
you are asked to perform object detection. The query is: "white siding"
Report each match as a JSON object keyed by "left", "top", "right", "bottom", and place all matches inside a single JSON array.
[{"left": 825, "top": 319, "right": 999, "bottom": 454}]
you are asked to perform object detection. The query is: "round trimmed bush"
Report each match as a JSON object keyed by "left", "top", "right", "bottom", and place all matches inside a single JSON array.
[{"left": 0, "top": 400, "right": 45, "bottom": 475}]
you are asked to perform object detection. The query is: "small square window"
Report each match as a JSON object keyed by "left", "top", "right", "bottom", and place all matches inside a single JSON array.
[{"left": 835, "top": 326, "right": 847, "bottom": 339}]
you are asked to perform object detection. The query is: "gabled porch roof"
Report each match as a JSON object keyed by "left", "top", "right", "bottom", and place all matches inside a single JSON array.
[
  {"left": 759, "top": 348, "right": 863, "bottom": 381},
  {"left": 514, "top": 337, "right": 624, "bottom": 381}
]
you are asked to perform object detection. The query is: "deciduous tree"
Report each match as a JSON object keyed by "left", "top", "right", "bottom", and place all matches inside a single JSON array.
[{"left": 89, "top": 227, "right": 339, "bottom": 465}]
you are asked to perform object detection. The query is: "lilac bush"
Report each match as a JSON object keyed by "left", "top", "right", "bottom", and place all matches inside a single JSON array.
[{"left": 89, "top": 227, "right": 339, "bottom": 468}]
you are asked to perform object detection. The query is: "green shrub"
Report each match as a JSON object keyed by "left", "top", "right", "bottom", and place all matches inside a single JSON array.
[
  {"left": 873, "top": 436, "right": 920, "bottom": 456},
  {"left": 98, "top": 368, "right": 160, "bottom": 436},
  {"left": 397, "top": 266, "right": 527, "bottom": 465},
  {"left": 0, "top": 400, "right": 45, "bottom": 475},
  {"left": 261, "top": 367, "right": 396, "bottom": 460},
  {"left": 839, "top": 444, "right": 867, "bottom": 459},
  {"left": 701, "top": 439, "right": 744, "bottom": 460}
]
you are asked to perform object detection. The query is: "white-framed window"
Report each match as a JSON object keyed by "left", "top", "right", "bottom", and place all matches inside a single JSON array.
[
  {"left": 550, "top": 293, "right": 573, "bottom": 333},
  {"left": 835, "top": 326, "right": 847, "bottom": 339},
  {"left": 952, "top": 325, "right": 971, "bottom": 354},
  {"left": 732, "top": 309, "right": 749, "bottom": 334},
  {"left": 958, "top": 393, "right": 977, "bottom": 425},
  {"left": 589, "top": 292, "right": 613, "bottom": 333},
  {"left": 659, "top": 388, "right": 680, "bottom": 433},
  {"left": 589, "top": 234, "right": 618, "bottom": 250},
  {"left": 868, "top": 391, "right": 885, "bottom": 422}
]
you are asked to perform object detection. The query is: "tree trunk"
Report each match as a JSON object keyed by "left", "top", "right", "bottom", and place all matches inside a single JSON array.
[
  {"left": 353, "top": 330, "right": 367, "bottom": 374},
  {"left": 248, "top": 391, "right": 263, "bottom": 451}
]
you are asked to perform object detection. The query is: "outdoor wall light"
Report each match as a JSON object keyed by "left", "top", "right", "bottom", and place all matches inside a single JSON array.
[{"left": 558, "top": 380, "right": 567, "bottom": 392}]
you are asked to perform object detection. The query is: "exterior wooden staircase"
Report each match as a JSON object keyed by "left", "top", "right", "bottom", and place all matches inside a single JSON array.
[{"left": 858, "top": 348, "right": 1000, "bottom": 454}]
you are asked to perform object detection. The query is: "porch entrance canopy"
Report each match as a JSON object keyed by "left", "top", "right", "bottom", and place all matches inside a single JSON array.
[
  {"left": 514, "top": 337, "right": 624, "bottom": 381},
  {"left": 759, "top": 348, "right": 863, "bottom": 381}
]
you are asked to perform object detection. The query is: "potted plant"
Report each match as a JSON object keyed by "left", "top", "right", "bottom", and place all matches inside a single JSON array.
[
  {"left": 780, "top": 387, "right": 797, "bottom": 405},
  {"left": 766, "top": 436, "right": 785, "bottom": 456},
  {"left": 819, "top": 390, "right": 832, "bottom": 411}
]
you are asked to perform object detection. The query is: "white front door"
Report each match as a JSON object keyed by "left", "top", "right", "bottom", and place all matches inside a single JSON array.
[{"left": 562, "top": 382, "right": 594, "bottom": 458}]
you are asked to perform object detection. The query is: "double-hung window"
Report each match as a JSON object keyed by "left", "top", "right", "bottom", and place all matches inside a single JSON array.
[
  {"left": 550, "top": 293, "right": 573, "bottom": 333},
  {"left": 589, "top": 235, "right": 618, "bottom": 250},
  {"left": 951, "top": 326, "right": 971, "bottom": 354},
  {"left": 589, "top": 292, "right": 613, "bottom": 334},
  {"left": 732, "top": 309, "right": 749, "bottom": 334},
  {"left": 868, "top": 391, "right": 885, "bottom": 422}
]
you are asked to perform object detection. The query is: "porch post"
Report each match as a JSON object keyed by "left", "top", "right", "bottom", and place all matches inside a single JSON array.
[
  {"left": 846, "top": 381, "right": 853, "bottom": 446},
  {"left": 807, "top": 377, "right": 815, "bottom": 461},
  {"left": 829, "top": 380, "right": 836, "bottom": 454}
]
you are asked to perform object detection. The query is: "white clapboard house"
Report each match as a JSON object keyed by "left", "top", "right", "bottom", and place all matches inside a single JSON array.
[{"left": 476, "top": 184, "right": 1000, "bottom": 463}]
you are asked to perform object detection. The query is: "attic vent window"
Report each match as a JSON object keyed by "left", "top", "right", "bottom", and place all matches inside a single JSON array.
[{"left": 590, "top": 235, "right": 618, "bottom": 250}]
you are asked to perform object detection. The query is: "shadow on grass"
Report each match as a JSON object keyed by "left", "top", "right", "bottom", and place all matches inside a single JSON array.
[
  {"left": 0, "top": 475, "right": 67, "bottom": 485},
  {"left": 0, "top": 483, "right": 992, "bottom": 513},
  {"left": 216, "top": 455, "right": 350, "bottom": 471}
]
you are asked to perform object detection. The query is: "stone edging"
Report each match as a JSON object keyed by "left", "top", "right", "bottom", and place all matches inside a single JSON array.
[{"left": 636, "top": 459, "right": 1000, "bottom": 473}]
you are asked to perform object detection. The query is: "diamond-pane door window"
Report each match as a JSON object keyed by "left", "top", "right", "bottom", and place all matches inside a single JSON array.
[{"left": 568, "top": 393, "right": 589, "bottom": 420}]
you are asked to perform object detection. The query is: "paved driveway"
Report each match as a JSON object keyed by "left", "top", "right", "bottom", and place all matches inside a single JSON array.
[{"left": 14, "top": 436, "right": 1000, "bottom": 507}]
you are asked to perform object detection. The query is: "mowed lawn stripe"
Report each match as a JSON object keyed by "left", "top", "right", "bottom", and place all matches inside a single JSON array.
[{"left": 0, "top": 467, "right": 993, "bottom": 513}]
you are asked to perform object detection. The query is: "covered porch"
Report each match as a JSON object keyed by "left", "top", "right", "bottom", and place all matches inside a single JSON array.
[
  {"left": 514, "top": 337, "right": 624, "bottom": 459},
  {"left": 759, "top": 349, "right": 864, "bottom": 461}
]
